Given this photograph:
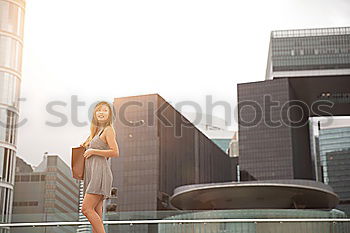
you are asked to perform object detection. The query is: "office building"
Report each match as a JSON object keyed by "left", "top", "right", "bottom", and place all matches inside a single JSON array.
[
  {"left": 238, "top": 26, "right": 350, "bottom": 181},
  {"left": 108, "top": 94, "right": 237, "bottom": 232},
  {"left": 238, "top": 75, "right": 350, "bottom": 181},
  {"left": 318, "top": 125, "right": 350, "bottom": 184},
  {"left": 326, "top": 148, "right": 350, "bottom": 216},
  {"left": 265, "top": 26, "right": 350, "bottom": 80},
  {"left": 0, "top": 0, "right": 26, "bottom": 231},
  {"left": 12, "top": 154, "right": 80, "bottom": 233},
  {"left": 308, "top": 116, "right": 350, "bottom": 182}
]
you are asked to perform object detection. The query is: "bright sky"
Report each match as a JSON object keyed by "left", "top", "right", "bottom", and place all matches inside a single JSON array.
[{"left": 17, "top": 0, "right": 350, "bottom": 167}]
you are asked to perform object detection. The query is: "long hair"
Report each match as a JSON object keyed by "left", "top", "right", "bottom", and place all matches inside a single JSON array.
[{"left": 82, "top": 101, "right": 114, "bottom": 148}]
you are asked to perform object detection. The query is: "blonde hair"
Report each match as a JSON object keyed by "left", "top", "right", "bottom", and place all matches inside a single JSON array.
[{"left": 82, "top": 101, "right": 114, "bottom": 148}]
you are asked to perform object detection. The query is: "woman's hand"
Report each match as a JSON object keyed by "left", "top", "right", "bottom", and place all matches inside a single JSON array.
[{"left": 83, "top": 149, "right": 95, "bottom": 159}]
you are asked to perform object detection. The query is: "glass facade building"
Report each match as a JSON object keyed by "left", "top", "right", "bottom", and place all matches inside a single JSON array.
[
  {"left": 318, "top": 126, "right": 350, "bottom": 216},
  {"left": 326, "top": 148, "right": 350, "bottom": 216},
  {"left": 318, "top": 126, "right": 350, "bottom": 184},
  {"left": 0, "top": 0, "right": 25, "bottom": 231},
  {"left": 265, "top": 27, "right": 350, "bottom": 79}
]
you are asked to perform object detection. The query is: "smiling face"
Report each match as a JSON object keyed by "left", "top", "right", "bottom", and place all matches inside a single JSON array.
[
  {"left": 95, "top": 104, "right": 110, "bottom": 123},
  {"left": 83, "top": 101, "right": 113, "bottom": 146}
]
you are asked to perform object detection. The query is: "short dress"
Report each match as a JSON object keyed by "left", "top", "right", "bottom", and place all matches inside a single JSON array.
[{"left": 83, "top": 128, "right": 113, "bottom": 200}]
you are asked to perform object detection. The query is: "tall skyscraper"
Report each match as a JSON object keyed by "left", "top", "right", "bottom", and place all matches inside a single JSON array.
[
  {"left": 0, "top": 0, "right": 25, "bottom": 231},
  {"left": 238, "top": 26, "right": 350, "bottom": 181},
  {"left": 265, "top": 27, "right": 350, "bottom": 80}
]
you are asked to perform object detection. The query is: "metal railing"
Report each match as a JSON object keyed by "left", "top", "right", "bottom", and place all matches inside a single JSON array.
[
  {"left": 0, "top": 218, "right": 350, "bottom": 227},
  {"left": 2, "top": 209, "right": 349, "bottom": 232}
]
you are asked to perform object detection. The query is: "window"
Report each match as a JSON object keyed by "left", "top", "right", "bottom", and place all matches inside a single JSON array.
[{"left": 21, "top": 175, "right": 29, "bottom": 182}]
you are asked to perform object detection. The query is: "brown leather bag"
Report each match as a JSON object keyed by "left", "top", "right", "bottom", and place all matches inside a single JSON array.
[{"left": 71, "top": 145, "right": 86, "bottom": 180}]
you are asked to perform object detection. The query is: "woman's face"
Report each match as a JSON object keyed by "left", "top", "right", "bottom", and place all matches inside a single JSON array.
[{"left": 96, "top": 104, "right": 109, "bottom": 123}]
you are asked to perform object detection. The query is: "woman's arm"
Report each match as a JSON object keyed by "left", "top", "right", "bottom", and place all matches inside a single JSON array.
[
  {"left": 92, "top": 126, "right": 120, "bottom": 158},
  {"left": 92, "top": 148, "right": 118, "bottom": 158}
]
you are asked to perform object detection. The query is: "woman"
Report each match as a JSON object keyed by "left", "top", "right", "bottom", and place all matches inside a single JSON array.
[{"left": 80, "top": 101, "right": 120, "bottom": 233}]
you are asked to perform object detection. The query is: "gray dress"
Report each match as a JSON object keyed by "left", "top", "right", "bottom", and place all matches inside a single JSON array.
[{"left": 83, "top": 128, "right": 113, "bottom": 200}]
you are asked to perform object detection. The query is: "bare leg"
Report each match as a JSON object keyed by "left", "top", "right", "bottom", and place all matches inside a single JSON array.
[
  {"left": 92, "top": 198, "right": 104, "bottom": 233},
  {"left": 82, "top": 193, "right": 106, "bottom": 233},
  {"left": 95, "top": 198, "right": 103, "bottom": 219}
]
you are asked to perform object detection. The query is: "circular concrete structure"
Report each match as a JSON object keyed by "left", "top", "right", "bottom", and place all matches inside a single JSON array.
[{"left": 170, "top": 180, "right": 339, "bottom": 210}]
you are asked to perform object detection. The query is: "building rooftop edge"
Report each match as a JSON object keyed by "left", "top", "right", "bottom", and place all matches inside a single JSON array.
[{"left": 271, "top": 26, "right": 350, "bottom": 38}]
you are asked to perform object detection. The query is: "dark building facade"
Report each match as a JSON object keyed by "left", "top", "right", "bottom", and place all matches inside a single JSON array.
[
  {"left": 111, "top": 94, "right": 236, "bottom": 210},
  {"left": 239, "top": 26, "right": 350, "bottom": 182},
  {"left": 108, "top": 94, "right": 237, "bottom": 232},
  {"left": 238, "top": 75, "right": 350, "bottom": 181},
  {"left": 326, "top": 148, "right": 350, "bottom": 216}
]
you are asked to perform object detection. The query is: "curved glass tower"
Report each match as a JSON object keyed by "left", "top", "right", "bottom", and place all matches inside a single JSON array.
[{"left": 0, "top": 0, "right": 25, "bottom": 231}]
